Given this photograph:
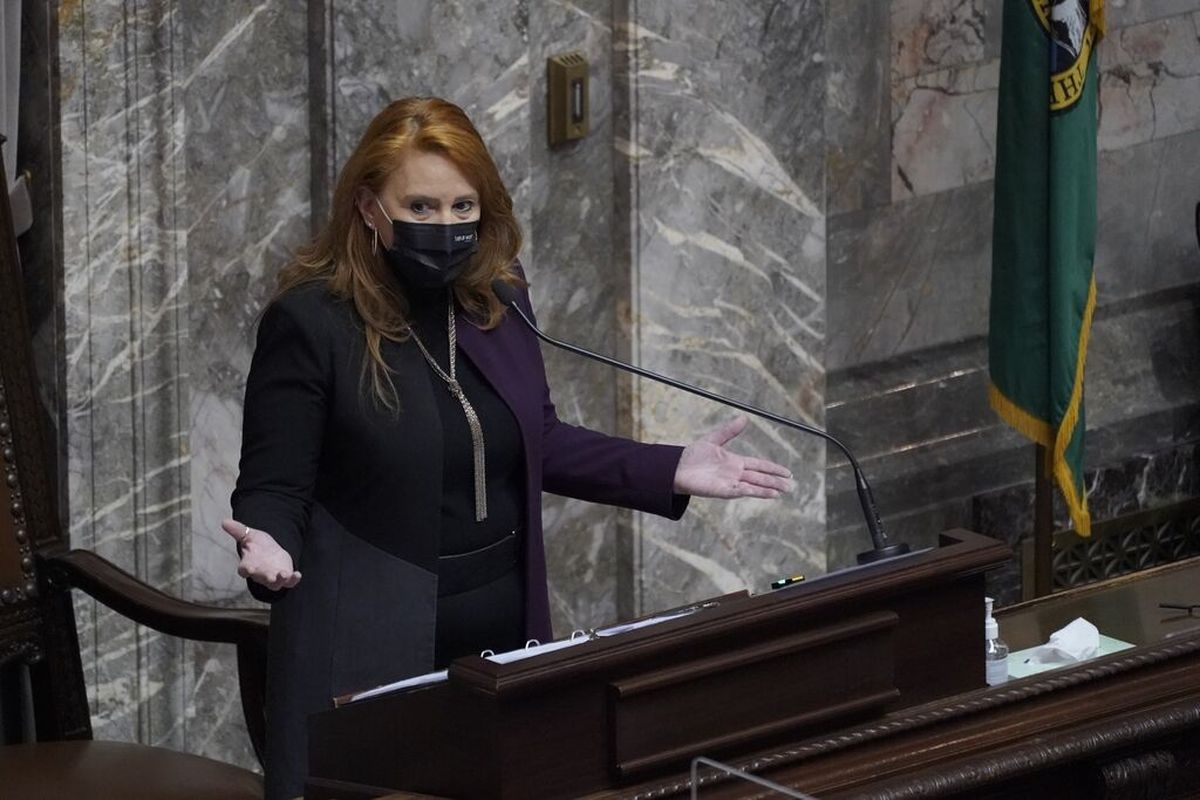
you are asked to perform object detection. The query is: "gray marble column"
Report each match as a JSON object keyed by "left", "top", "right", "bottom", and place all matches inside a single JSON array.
[
  {"left": 59, "top": 0, "right": 310, "bottom": 770},
  {"left": 526, "top": 0, "right": 626, "bottom": 631},
  {"left": 59, "top": 0, "right": 189, "bottom": 750},
  {"left": 323, "top": 0, "right": 533, "bottom": 243},
  {"left": 183, "top": 0, "right": 310, "bottom": 768},
  {"left": 615, "top": 1, "right": 828, "bottom": 613}
]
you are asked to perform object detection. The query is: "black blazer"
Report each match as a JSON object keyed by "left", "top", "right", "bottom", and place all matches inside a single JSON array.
[{"left": 232, "top": 279, "right": 688, "bottom": 799}]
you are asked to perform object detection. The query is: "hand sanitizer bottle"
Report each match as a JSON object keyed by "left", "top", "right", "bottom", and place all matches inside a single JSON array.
[{"left": 985, "top": 596, "right": 1009, "bottom": 686}]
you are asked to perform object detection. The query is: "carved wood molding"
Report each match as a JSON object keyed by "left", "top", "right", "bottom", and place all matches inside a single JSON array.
[
  {"left": 0, "top": 603, "right": 41, "bottom": 663},
  {"left": 629, "top": 702, "right": 1200, "bottom": 800},
  {"left": 0, "top": 384, "right": 38, "bottom": 606},
  {"left": 28, "top": 590, "right": 94, "bottom": 740},
  {"left": 624, "top": 631, "right": 1200, "bottom": 799},
  {"left": 1100, "top": 749, "right": 1175, "bottom": 800},
  {"left": 0, "top": 634, "right": 41, "bottom": 667},
  {"left": 1045, "top": 498, "right": 1200, "bottom": 592},
  {"left": 853, "top": 704, "right": 1198, "bottom": 800},
  {"left": 0, "top": 134, "right": 59, "bottom": 609}
]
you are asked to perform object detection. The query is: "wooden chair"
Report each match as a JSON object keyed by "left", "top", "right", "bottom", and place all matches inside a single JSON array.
[{"left": 0, "top": 136, "right": 269, "bottom": 798}]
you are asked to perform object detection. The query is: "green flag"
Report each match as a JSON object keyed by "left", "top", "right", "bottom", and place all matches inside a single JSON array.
[{"left": 989, "top": 0, "right": 1105, "bottom": 536}]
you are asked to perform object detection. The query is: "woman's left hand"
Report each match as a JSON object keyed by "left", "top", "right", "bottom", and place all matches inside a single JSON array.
[{"left": 673, "top": 416, "right": 793, "bottom": 499}]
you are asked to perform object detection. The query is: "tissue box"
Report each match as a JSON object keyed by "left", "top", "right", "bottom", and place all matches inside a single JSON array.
[{"left": 1006, "top": 634, "right": 1136, "bottom": 680}]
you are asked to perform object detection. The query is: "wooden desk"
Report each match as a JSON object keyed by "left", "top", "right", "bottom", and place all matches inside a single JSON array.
[
  {"left": 610, "top": 556, "right": 1200, "bottom": 799},
  {"left": 1000, "top": 556, "right": 1200, "bottom": 650},
  {"left": 307, "top": 530, "right": 1007, "bottom": 799},
  {"left": 307, "top": 542, "right": 1200, "bottom": 799}
]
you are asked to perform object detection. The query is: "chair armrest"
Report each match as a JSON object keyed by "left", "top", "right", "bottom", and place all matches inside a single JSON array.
[
  {"left": 39, "top": 549, "right": 268, "bottom": 643},
  {"left": 39, "top": 548, "right": 271, "bottom": 767}
]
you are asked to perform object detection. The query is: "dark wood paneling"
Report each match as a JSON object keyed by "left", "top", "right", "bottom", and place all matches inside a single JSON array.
[
  {"left": 306, "top": 531, "right": 1010, "bottom": 799},
  {"left": 610, "top": 612, "right": 898, "bottom": 777}
]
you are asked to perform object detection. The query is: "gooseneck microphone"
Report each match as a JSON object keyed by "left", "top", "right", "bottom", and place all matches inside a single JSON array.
[{"left": 491, "top": 280, "right": 909, "bottom": 565}]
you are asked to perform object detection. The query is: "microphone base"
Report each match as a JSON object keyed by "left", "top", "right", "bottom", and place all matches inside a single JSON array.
[{"left": 856, "top": 542, "right": 912, "bottom": 565}]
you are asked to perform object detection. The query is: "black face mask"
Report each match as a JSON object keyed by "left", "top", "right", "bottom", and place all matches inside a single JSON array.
[{"left": 375, "top": 198, "right": 479, "bottom": 288}]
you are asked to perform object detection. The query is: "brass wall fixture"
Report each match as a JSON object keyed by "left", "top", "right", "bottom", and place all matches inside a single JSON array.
[{"left": 547, "top": 51, "right": 589, "bottom": 146}]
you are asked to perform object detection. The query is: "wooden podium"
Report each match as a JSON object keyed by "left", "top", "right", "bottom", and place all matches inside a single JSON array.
[{"left": 306, "top": 530, "right": 1009, "bottom": 799}]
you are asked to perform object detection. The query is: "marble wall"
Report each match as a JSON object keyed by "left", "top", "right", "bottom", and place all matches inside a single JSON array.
[
  {"left": 183, "top": 1, "right": 311, "bottom": 768},
  {"left": 309, "top": 0, "right": 828, "bottom": 623},
  {"left": 830, "top": 0, "right": 1200, "bottom": 365},
  {"left": 527, "top": 1, "right": 632, "bottom": 625},
  {"left": 617, "top": 1, "right": 828, "bottom": 611},
  {"left": 57, "top": 0, "right": 312, "bottom": 769},
  {"left": 52, "top": 0, "right": 827, "bottom": 768},
  {"left": 824, "top": 1, "right": 1200, "bottom": 570},
  {"left": 59, "top": 0, "right": 191, "bottom": 754},
  {"left": 46, "top": 0, "right": 1200, "bottom": 777},
  {"left": 977, "top": 441, "right": 1200, "bottom": 605}
]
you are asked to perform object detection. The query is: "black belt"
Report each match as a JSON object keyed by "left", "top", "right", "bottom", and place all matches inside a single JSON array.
[{"left": 437, "top": 531, "right": 519, "bottom": 597}]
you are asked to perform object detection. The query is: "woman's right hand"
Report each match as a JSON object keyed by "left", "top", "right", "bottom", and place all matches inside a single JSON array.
[{"left": 222, "top": 518, "right": 302, "bottom": 590}]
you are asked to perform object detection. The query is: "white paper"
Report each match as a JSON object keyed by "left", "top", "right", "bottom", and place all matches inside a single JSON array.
[
  {"left": 342, "top": 669, "right": 448, "bottom": 704},
  {"left": 485, "top": 635, "right": 590, "bottom": 663},
  {"left": 1007, "top": 633, "right": 1134, "bottom": 679},
  {"left": 593, "top": 604, "right": 709, "bottom": 637}
]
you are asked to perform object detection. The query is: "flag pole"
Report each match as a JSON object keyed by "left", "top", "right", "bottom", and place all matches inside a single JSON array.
[{"left": 1034, "top": 444, "right": 1054, "bottom": 597}]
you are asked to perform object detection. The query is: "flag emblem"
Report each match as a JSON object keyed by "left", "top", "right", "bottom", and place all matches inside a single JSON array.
[{"left": 1030, "top": 0, "right": 1101, "bottom": 111}]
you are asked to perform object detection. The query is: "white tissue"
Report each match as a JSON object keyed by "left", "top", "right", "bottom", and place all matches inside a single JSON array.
[{"left": 1037, "top": 617, "right": 1100, "bottom": 662}]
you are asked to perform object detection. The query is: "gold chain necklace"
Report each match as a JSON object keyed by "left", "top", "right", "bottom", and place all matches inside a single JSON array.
[{"left": 407, "top": 297, "right": 488, "bottom": 522}]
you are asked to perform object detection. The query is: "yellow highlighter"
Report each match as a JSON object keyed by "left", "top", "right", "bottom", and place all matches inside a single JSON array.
[{"left": 770, "top": 574, "right": 805, "bottom": 590}]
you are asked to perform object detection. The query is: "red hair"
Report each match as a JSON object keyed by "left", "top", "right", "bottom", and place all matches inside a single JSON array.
[{"left": 277, "top": 97, "right": 524, "bottom": 410}]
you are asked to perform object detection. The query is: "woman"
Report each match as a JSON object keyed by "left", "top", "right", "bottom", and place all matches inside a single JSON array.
[{"left": 222, "top": 97, "right": 792, "bottom": 799}]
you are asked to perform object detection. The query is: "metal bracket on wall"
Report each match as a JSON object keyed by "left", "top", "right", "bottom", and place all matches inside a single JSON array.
[{"left": 547, "top": 51, "right": 589, "bottom": 147}]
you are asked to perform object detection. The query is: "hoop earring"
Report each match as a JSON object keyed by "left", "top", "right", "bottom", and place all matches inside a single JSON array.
[{"left": 368, "top": 223, "right": 378, "bottom": 256}]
